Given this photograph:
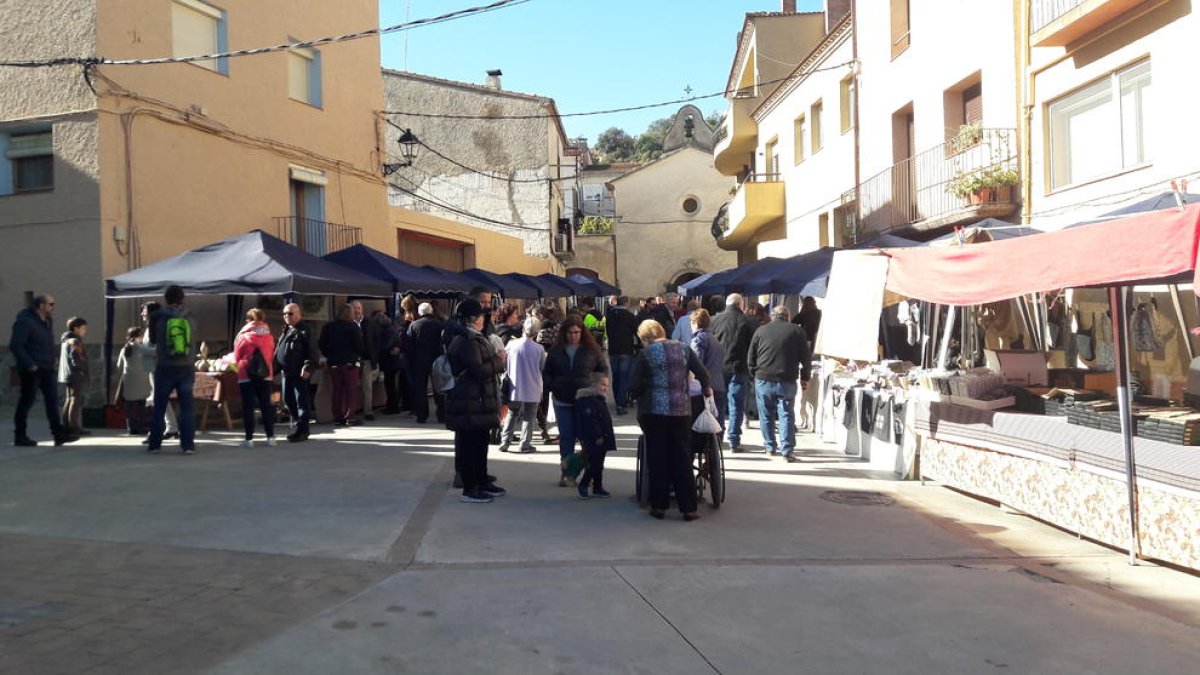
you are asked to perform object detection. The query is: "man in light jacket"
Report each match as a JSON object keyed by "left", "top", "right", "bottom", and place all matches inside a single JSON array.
[{"left": 499, "top": 318, "right": 545, "bottom": 453}]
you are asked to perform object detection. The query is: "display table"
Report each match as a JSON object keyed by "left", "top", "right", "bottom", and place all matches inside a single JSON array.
[
  {"left": 912, "top": 400, "right": 1200, "bottom": 571},
  {"left": 193, "top": 371, "right": 238, "bottom": 431}
]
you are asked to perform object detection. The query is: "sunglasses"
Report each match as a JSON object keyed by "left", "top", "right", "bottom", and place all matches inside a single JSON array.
[{"left": 283, "top": 311, "right": 295, "bottom": 315}]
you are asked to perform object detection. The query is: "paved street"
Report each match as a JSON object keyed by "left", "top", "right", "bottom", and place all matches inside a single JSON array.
[{"left": 3, "top": 410, "right": 1200, "bottom": 674}]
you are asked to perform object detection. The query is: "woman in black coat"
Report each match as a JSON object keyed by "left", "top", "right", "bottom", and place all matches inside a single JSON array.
[
  {"left": 542, "top": 315, "right": 609, "bottom": 486},
  {"left": 445, "top": 299, "right": 507, "bottom": 503}
]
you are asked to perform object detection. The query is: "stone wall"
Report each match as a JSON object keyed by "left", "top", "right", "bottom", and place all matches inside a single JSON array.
[{"left": 382, "top": 72, "right": 556, "bottom": 258}]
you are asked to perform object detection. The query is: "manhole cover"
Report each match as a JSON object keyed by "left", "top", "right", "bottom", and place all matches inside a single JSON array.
[{"left": 819, "top": 490, "right": 896, "bottom": 506}]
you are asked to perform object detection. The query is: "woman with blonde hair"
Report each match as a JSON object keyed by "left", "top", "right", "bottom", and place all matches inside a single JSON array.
[
  {"left": 233, "top": 307, "right": 276, "bottom": 447},
  {"left": 629, "top": 319, "right": 711, "bottom": 521}
]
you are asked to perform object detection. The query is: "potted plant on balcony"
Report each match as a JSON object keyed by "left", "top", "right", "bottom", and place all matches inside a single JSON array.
[
  {"left": 948, "top": 122, "right": 983, "bottom": 155},
  {"left": 981, "top": 166, "right": 1019, "bottom": 202},
  {"left": 947, "top": 170, "right": 990, "bottom": 205},
  {"left": 947, "top": 166, "right": 1019, "bottom": 205}
]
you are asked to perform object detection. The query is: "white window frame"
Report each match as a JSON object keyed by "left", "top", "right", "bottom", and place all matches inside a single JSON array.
[
  {"left": 811, "top": 100, "right": 824, "bottom": 154},
  {"left": 287, "top": 43, "right": 322, "bottom": 108},
  {"left": 794, "top": 114, "right": 806, "bottom": 165},
  {"left": 172, "top": 0, "right": 228, "bottom": 75},
  {"left": 1048, "top": 59, "right": 1151, "bottom": 190}
]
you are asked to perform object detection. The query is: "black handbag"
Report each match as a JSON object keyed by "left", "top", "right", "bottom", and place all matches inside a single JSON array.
[{"left": 1074, "top": 312, "right": 1095, "bottom": 362}]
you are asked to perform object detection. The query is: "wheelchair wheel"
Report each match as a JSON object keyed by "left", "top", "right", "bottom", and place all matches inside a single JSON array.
[
  {"left": 707, "top": 434, "right": 725, "bottom": 508},
  {"left": 635, "top": 435, "right": 649, "bottom": 506}
]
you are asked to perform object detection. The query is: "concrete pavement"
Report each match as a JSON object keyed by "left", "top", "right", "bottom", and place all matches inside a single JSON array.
[{"left": 2, "top": 407, "right": 1200, "bottom": 673}]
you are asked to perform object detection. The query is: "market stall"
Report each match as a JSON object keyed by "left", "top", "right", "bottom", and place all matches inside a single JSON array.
[
  {"left": 104, "top": 229, "right": 391, "bottom": 426},
  {"left": 865, "top": 202, "right": 1200, "bottom": 570}
]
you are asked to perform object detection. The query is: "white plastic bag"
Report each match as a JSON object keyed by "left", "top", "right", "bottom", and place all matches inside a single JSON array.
[{"left": 692, "top": 395, "right": 722, "bottom": 434}]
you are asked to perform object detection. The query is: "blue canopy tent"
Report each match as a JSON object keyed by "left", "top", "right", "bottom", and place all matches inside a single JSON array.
[
  {"left": 416, "top": 265, "right": 481, "bottom": 292},
  {"left": 322, "top": 245, "right": 472, "bottom": 298},
  {"left": 539, "top": 273, "right": 592, "bottom": 297},
  {"left": 735, "top": 247, "right": 839, "bottom": 297},
  {"left": 1064, "top": 192, "right": 1200, "bottom": 230},
  {"left": 504, "top": 273, "right": 561, "bottom": 298},
  {"left": 103, "top": 229, "right": 392, "bottom": 397},
  {"left": 678, "top": 270, "right": 717, "bottom": 296},
  {"left": 106, "top": 230, "right": 392, "bottom": 298},
  {"left": 682, "top": 258, "right": 782, "bottom": 297},
  {"left": 568, "top": 274, "right": 620, "bottom": 297},
  {"left": 459, "top": 268, "right": 540, "bottom": 299}
]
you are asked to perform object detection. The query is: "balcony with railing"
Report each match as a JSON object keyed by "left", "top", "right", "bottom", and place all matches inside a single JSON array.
[
  {"left": 1030, "top": 0, "right": 1155, "bottom": 46},
  {"left": 273, "top": 216, "right": 362, "bottom": 256},
  {"left": 851, "top": 128, "right": 1019, "bottom": 243},
  {"left": 713, "top": 93, "right": 760, "bottom": 176},
  {"left": 716, "top": 172, "right": 786, "bottom": 250}
]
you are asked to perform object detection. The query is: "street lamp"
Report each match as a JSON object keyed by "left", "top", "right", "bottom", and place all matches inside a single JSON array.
[{"left": 382, "top": 128, "right": 419, "bottom": 176}]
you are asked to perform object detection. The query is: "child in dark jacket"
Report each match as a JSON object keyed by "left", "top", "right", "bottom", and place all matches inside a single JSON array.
[{"left": 575, "top": 373, "right": 616, "bottom": 499}]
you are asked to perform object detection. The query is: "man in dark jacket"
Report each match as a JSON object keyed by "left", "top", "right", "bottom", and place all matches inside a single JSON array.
[
  {"left": 445, "top": 299, "right": 506, "bottom": 503},
  {"left": 319, "top": 303, "right": 367, "bottom": 426},
  {"left": 747, "top": 305, "right": 812, "bottom": 462},
  {"left": 709, "top": 293, "right": 758, "bottom": 451},
  {"left": 9, "top": 294, "right": 74, "bottom": 446},
  {"left": 407, "top": 302, "right": 445, "bottom": 424},
  {"left": 147, "top": 285, "right": 198, "bottom": 454},
  {"left": 604, "top": 296, "right": 639, "bottom": 415},
  {"left": 276, "top": 302, "right": 316, "bottom": 442}
]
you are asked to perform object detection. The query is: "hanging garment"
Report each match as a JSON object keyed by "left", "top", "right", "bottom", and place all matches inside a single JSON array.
[
  {"left": 1131, "top": 305, "right": 1163, "bottom": 352},
  {"left": 1074, "top": 311, "right": 1095, "bottom": 361},
  {"left": 1095, "top": 312, "right": 1116, "bottom": 370}
]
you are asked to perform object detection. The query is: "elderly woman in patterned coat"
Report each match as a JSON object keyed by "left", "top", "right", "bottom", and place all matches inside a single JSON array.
[{"left": 628, "top": 319, "right": 711, "bottom": 521}]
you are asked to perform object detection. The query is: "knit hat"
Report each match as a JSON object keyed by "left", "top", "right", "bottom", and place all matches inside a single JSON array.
[{"left": 456, "top": 299, "right": 484, "bottom": 320}]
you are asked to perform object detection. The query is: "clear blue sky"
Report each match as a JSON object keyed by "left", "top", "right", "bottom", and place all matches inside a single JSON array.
[{"left": 378, "top": 0, "right": 824, "bottom": 144}]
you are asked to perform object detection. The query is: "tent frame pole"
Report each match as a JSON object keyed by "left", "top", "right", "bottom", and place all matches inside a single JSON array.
[{"left": 1109, "top": 286, "right": 1141, "bottom": 566}]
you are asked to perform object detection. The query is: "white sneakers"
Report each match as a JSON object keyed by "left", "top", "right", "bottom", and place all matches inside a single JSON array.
[
  {"left": 265, "top": 437, "right": 277, "bottom": 447},
  {"left": 239, "top": 437, "right": 277, "bottom": 448}
]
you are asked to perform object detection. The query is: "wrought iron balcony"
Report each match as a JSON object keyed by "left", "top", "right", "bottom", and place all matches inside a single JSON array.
[
  {"left": 1030, "top": 0, "right": 1151, "bottom": 46},
  {"left": 273, "top": 216, "right": 362, "bottom": 256},
  {"left": 852, "top": 128, "right": 1018, "bottom": 243}
]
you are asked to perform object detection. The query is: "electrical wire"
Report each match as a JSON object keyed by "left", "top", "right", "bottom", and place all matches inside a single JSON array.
[
  {"left": 0, "top": 0, "right": 529, "bottom": 68},
  {"left": 387, "top": 173, "right": 550, "bottom": 232},
  {"left": 384, "top": 118, "right": 569, "bottom": 184},
  {"left": 381, "top": 62, "right": 856, "bottom": 120}
]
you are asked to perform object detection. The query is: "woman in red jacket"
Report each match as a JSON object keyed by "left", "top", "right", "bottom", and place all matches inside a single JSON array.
[{"left": 234, "top": 308, "right": 276, "bottom": 447}]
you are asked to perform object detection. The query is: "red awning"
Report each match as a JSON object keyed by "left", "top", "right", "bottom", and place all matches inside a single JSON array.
[{"left": 883, "top": 204, "right": 1200, "bottom": 306}]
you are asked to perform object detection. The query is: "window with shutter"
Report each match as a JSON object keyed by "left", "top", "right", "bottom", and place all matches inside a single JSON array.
[{"left": 962, "top": 84, "right": 983, "bottom": 126}]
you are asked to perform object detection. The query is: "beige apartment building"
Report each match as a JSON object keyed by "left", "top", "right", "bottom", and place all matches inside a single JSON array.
[
  {"left": 711, "top": 3, "right": 832, "bottom": 264},
  {"left": 0, "top": 0, "right": 389, "bottom": 351},
  {"left": 713, "top": 0, "right": 1022, "bottom": 262},
  {"left": 1021, "top": 0, "right": 1196, "bottom": 228}
]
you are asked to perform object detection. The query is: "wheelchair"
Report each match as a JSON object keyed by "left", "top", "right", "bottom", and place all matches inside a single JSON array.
[{"left": 635, "top": 429, "right": 725, "bottom": 509}]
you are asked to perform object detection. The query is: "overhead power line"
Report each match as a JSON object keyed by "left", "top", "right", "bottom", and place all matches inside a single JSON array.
[
  {"left": 381, "top": 61, "right": 856, "bottom": 120},
  {"left": 0, "top": 0, "right": 529, "bottom": 68},
  {"left": 383, "top": 118, "right": 572, "bottom": 184}
]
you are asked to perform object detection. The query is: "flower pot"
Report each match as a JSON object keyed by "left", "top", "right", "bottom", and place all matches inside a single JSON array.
[
  {"left": 994, "top": 186, "right": 1013, "bottom": 202},
  {"left": 969, "top": 187, "right": 993, "bottom": 205}
]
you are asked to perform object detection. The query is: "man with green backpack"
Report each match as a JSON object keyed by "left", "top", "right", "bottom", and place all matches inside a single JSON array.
[{"left": 147, "top": 285, "right": 197, "bottom": 455}]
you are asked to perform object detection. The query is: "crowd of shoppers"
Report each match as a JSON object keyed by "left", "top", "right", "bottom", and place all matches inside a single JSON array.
[{"left": 10, "top": 285, "right": 816, "bottom": 520}]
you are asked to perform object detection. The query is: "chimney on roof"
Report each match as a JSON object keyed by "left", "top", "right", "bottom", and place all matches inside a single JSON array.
[
  {"left": 781, "top": 0, "right": 796, "bottom": 12},
  {"left": 485, "top": 69, "right": 503, "bottom": 90},
  {"left": 825, "top": 0, "right": 851, "bottom": 31}
]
